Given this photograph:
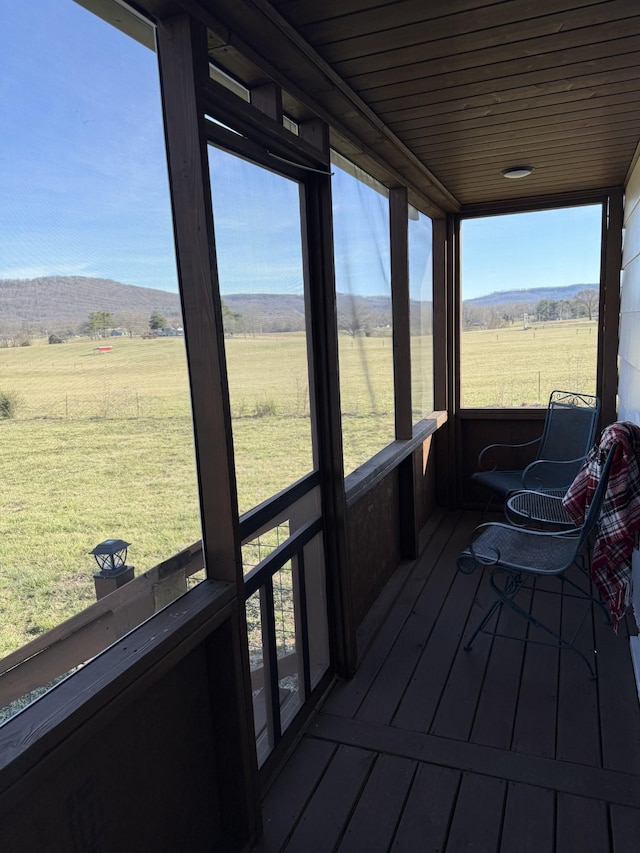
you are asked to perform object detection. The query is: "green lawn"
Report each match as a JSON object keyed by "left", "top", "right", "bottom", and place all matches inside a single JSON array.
[
  {"left": 0, "top": 320, "right": 597, "bottom": 657},
  {"left": 460, "top": 319, "right": 597, "bottom": 407}
]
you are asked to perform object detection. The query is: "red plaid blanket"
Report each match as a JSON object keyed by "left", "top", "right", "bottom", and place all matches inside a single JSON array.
[{"left": 562, "top": 421, "right": 640, "bottom": 630}]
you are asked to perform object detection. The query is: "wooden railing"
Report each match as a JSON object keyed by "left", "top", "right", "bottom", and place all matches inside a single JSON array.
[
  {"left": 1, "top": 471, "right": 326, "bottom": 753},
  {"left": 0, "top": 541, "right": 204, "bottom": 709}
]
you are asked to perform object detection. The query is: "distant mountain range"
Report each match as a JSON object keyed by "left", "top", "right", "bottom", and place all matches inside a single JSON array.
[
  {"left": 0, "top": 276, "right": 182, "bottom": 334},
  {"left": 0, "top": 276, "right": 598, "bottom": 337},
  {"left": 465, "top": 283, "right": 597, "bottom": 306}
]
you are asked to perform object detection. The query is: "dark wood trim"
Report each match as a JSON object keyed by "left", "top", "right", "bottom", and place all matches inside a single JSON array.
[
  {"left": 239, "top": 471, "right": 320, "bottom": 542},
  {"left": 432, "top": 218, "right": 448, "bottom": 413},
  {"left": 448, "top": 214, "right": 460, "bottom": 508},
  {"left": 257, "top": 668, "right": 335, "bottom": 789},
  {"left": 201, "top": 75, "right": 330, "bottom": 171},
  {"left": 204, "top": 612, "right": 265, "bottom": 849},
  {"left": 390, "top": 186, "right": 412, "bottom": 440},
  {"left": 0, "top": 540, "right": 204, "bottom": 707},
  {"left": 295, "top": 550, "right": 313, "bottom": 700},
  {"left": 459, "top": 188, "right": 618, "bottom": 219},
  {"left": 0, "top": 580, "right": 234, "bottom": 796},
  {"left": 204, "top": 118, "right": 308, "bottom": 184},
  {"left": 399, "top": 455, "right": 419, "bottom": 560},
  {"left": 432, "top": 217, "right": 452, "bottom": 507},
  {"left": 301, "top": 165, "right": 356, "bottom": 678},
  {"left": 156, "top": 15, "right": 240, "bottom": 587},
  {"left": 299, "top": 118, "right": 330, "bottom": 157},
  {"left": 458, "top": 409, "right": 548, "bottom": 420},
  {"left": 311, "top": 713, "right": 640, "bottom": 810},
  {"left": 599, "top": 188, "right": 623, "bottom": 427},
  {"left": 139, "top": 0, "right": 454, "bottom": 215},
  {"left": 345, "top": 414, "right": 446, "bottom": 508},
  {"left": 262, "top": 578, "right": 282, "bottom": 745},
  {"left": 250, "top": 81, "right": 283, "bottom": 123},
  {"left": 156, "top": 15, "right": 261, "bottom": 841},
  {"left": 244, "top": 519, "right": 323, "bottom": 598}
]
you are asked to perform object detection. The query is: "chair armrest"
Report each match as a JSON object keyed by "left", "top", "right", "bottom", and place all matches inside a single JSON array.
[
  {"left": 521, "top": 456, "right": 586, "bottom": 491},
  {"left": 477, "top": 436, "right": 542, "bottom": 470}
]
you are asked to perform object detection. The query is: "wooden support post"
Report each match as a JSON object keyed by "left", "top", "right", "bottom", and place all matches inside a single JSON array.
[
  {"left": 390, "top": 186, "right": 412, "bottom": 440},
  {"left": 598, "top": 189, "right": 623, "bottom": 428},
  {"left": 156, "top": 14, "right": 260, "bottom": 844},
  {"left": 299, "top": 123, "right": 356, "bottom": 676}
]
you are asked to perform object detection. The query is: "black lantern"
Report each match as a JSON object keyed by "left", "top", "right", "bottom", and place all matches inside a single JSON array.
[{"left": 91, "top": 539, "right": 134, "bottom": 599}]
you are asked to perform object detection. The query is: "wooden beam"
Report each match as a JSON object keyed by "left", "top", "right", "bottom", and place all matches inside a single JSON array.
[
  {"left": 390, "top": 186, "right": 418, "bottom": 556},
  {"left": 598, "top": 188, "right": 624, "bottom": 427},
  {"left": 390, "top": 187, "right": 412, "bottom": 440},
  {"left": 250, "top": 81, "right": 283, "bottom": 123},
  {"left": 432, "top": 219, "right": 448, "bottom": 414},
  {"left": 432, "top": 216, "right": 453, "bottom": 506},
  {"left": 156, "top": 14, "right": 261, "bottom": 841},
  {"left": 156, "top": 15, "right": 240, "bottom": 586},
  {"left": 301, "top": 164, "right": 356, "bottom": 677},
  {"left": 448, "top": 215, "right": 461, "bottom": 508}
]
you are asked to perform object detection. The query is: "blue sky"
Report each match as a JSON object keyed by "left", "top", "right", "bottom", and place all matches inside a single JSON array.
[
  {"left": 0, "top": 0, "right": 179, "bottom": 291},
  {"left": 461, "top": 205, "right": 603, "bottom": 300},
  {"left": 1, "top": 1, "right": 602, "bottom": 301}
]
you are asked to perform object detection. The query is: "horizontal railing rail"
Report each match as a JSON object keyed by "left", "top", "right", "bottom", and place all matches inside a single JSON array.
[
  {"left": 0, "top": 541, "right": 204, "bottom": 709},
  {"left": 1, "top": 474, "right": 323, "bottom": 717}
]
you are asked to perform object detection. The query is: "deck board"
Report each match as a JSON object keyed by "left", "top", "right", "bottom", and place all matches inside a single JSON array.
[
  {"left": 610, "top": 804, "right": 640, "bottom": 853},
  {"left": 445, "top": 773, "right": 506, "bottom": 852},
  {"left": 500, "top": 782, "right": 555, "bottom": 853},
  {"left": 556, "top": 588, "right": 602, "bottom": 765},
  {"left": 283, "top": 745, "right": 375, "bottom": 853},
  {"left": 356, "top": 512, "right": 480, "bottom": 728},
  {"left": 254, "top": 737, "right": 336, "bottom": 853},
  {"left": 510, "top": 581, "right": 562, "bottom": 759},
  {"left": 323, "top": 511, "right": 465, "bottom": 721},
  {"left": 556, "top": 793, "right": 610, "bottom": 853},
  {"left": 254, "top": 511, "right": 640, "bottom": 852},
  {"left": 594, "top": 608, "right": 640, "bottom": 774},
  {"left": 335, "top": 754, "right": 415, "bottom": 852},
  {"left": 389, "top": 515, "right": 486, "bottom": 732},
  {"left": 390, "top": 762, "right": 459, "bottom": 851}
]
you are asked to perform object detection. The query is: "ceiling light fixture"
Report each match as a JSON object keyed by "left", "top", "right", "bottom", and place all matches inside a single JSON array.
[{"left": 501, "top": 165, "right": 534, "bottom": 179}]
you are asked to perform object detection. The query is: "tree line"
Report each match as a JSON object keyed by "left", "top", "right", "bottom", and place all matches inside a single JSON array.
[
  {"left": 43, "top": 310, "right": 172, "bottom": 344},
  {"left": 462, "top": 289, "right": 598, "bottom": 330}
]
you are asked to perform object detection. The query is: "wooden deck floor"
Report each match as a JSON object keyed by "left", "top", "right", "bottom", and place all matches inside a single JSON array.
[{"left": 253, "top": 510, "right": 640, "bottom": 853}]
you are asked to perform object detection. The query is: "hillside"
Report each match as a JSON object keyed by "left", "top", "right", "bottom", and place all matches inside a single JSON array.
[
  {"left": 466, "top": 283, "right": 597, "bottom": 306},
  {"left": 0, "top": 277, "right": 598, "bottom": 338},
  {"left": 0, "top": 276, "right": 182, "bottom": 335}
]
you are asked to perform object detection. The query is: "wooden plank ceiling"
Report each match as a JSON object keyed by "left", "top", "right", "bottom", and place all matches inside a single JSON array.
[{"left": 204, "top": 0, "right": 640, "bottom": 213}]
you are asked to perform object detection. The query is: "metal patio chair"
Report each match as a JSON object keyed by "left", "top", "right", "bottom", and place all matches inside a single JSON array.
[
  {"left": 472, "top": 390, "right": 600, "bottom": 506},
  {"left": 457, "top": 441, "right": 617, "bottom": 679}
]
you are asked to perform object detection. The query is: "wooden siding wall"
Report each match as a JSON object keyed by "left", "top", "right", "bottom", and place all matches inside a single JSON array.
[
  {"left": 348, "top": 469, "right": 402, "bottom": 630},
  {"left": 2, "top": 647, "right": 222, "bottom": 852},
  {"left": 620, "top": 158, "right": 640, "bottom": 629},
  {"left": 619, "top": 160, "right": 640, "bottom": 423},
  {"left": 0, "top": 584, "right": 259, "bottom": 852},
  {"left": 347, "top": 441, "right": 438, "bottom": 631}
]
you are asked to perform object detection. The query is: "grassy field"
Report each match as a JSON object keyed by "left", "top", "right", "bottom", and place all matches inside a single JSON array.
[
  {"left": 460, "top": 319, "right": 597, "bottom": 407},
  {"left": 0, "top": 319, "right": 596, "bottom": 658}
]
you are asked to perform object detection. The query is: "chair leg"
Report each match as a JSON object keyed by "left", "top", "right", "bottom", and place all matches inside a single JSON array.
[
  {"left": 465, "top": 568, "right": 597, "bottom": 679},
  {"left": 464, "top": 598, "right": 503, "bottom": 651},
  {"left": 559, "top": 570, "right": 611, "bottom": 626}
]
